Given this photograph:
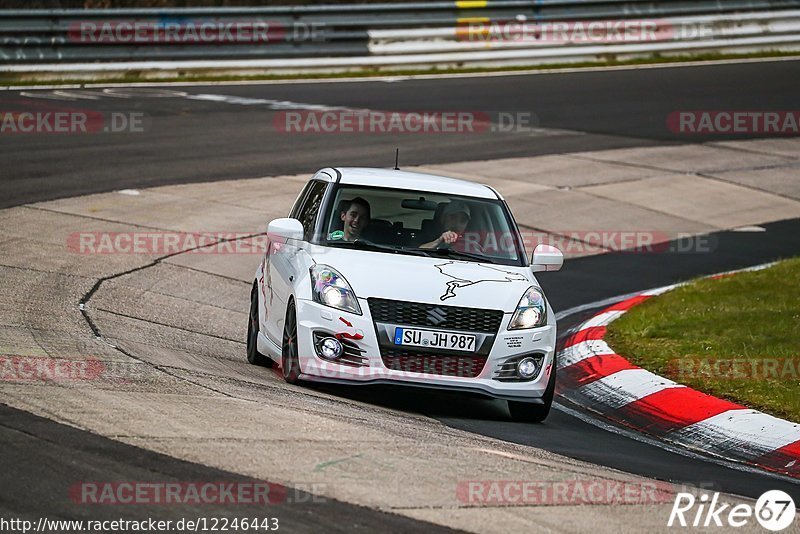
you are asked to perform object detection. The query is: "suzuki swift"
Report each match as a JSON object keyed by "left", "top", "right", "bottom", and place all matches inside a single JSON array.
[{"left": 247, "top": 167, "right": 563, "bottom": 422}]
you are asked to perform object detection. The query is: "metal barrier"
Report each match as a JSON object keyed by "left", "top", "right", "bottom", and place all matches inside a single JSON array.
[{"left": 1, "top": 0, "right": 800, "bottom": 73}]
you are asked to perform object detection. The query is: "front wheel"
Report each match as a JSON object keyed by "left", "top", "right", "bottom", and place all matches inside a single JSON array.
[
  {"left": 247, "top": 280, "right": 273, "bottom": 367},
  {"left": 508, "top": 364, "right": 556, "bottom": 423},
  {"left": 281, "top": 300, "right": 304, "bottom": 384}
]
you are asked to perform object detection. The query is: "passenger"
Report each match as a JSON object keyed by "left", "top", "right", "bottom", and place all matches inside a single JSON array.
[
  {"left": 340, "top": 197, "right": 371, "bottom": 241},
  {"left": 420, "top": 201, "right": 470, "bottom": 249}
]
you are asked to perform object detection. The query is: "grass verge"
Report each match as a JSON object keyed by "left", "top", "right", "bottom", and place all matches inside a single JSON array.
[{"left": 606, "top": 258, "right": 800, "bottom": 421}]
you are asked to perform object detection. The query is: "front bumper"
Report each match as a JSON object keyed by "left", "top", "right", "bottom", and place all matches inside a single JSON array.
[{"left": 293, "top": 298, "right": 556, "bottom": 402}]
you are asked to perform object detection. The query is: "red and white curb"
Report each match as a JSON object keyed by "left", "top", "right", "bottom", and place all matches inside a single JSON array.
[{"left": 555, "top": 264, "right": 800, "bottom": 479}]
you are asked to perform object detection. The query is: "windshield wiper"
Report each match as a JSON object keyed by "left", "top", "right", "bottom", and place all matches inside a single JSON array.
[
  {"left": 423, "top": 248, "right": 497, "bottom": 264},
  {"left": 338, "top": 240, "right": 431, "bottom": 257}
]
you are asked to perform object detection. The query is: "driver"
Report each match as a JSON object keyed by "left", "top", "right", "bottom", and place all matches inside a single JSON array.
[
  {"left": 420, "top": 201, "right": 470, "bottom": 249},
  {"left": 340, "top": 197, "right": 371, "bottom": 241}
]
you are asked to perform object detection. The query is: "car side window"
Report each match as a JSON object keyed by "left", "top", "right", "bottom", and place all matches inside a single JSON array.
[
  {"left": 288, "top": 181, "right": 314, "bottom": 218},
  {"left": 296, "top": 180, "right": 327, "bottom": 241}
]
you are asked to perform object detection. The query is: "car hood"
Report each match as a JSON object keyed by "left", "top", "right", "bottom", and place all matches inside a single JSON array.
[{"left": 310, "top": 246, "right": 535, "bottom": 312}]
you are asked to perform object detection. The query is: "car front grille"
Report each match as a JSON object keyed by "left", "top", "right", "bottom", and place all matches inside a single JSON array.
[
  {"left": 380, "top": 349, "right": 487, "bottom": 378},
  {"left": 367, "top": 298, "right": 503, "bottom": 332}
]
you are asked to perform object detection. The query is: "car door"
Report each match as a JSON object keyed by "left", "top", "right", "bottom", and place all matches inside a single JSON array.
[{"left": 265, "top": 179, "right": 328, "bottom": 345}]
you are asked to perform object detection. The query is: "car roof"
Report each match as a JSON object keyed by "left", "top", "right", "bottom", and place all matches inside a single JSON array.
[{"left": 315, "top": 167, "right": 501, "bottom": 200}]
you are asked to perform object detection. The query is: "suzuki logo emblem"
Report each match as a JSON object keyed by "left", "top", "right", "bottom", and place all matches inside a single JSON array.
[{"left": 427, "top": 307, "right": 447, "bottom": 325}]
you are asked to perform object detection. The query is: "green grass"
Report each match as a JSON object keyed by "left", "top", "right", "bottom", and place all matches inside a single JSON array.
[
  {"left": 606, "top": 258, "right": 800, "bottom": 421},
  {"left": 2, "top": 51, "right": 799, "bottom": 87}
]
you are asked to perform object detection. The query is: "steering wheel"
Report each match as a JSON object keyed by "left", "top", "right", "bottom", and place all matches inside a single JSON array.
[{"left": 436, "top": 235, "right": 484, "bottom": 254}]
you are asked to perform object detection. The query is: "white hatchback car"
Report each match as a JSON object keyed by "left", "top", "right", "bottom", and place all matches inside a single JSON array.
[{"left": 247, "top": 167, "right": 563, "bottom": 422}]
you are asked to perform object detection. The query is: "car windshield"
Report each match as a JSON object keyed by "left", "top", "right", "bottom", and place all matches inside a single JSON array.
[{"left": 319, "top": 185, "right": 525, "bottom": 266}]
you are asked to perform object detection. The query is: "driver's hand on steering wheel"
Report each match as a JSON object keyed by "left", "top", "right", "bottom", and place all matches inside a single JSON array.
[{"left": 437, "top": 231, "right": 459, "bottom": 247}]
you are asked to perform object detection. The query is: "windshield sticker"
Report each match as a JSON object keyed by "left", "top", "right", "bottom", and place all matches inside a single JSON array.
[
  {"left": 328, "top": 230, "right": 345, "bottom": 241},
  {"left": 435, "top": 261, "right": 528, "bottom": 301}
]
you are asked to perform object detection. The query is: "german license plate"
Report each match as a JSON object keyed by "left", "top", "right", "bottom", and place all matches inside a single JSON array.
[{"left": 393, "top": 328, "right": 477, "bottom": 351}]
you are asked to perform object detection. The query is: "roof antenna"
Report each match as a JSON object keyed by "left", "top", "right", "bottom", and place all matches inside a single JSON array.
[{"left": 394, "top": 148, "right": 400, "bottom": 170}]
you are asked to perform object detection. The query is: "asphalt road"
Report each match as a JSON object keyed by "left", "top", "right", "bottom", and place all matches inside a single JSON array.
[
  {"left": 317, "top": 218, "right": 800, "bottom": 501},
  {"left": 3, "top": 220, "right": 797, "bottom": 533},
  {"left": 0, "top": 403, "right": 457, "bottom": 533},
  {"left": 2, "top": 60, "right": 800, "bottom": 529},
  {"left": 2, "top": 58, "right": 800, "bottom": 208}
]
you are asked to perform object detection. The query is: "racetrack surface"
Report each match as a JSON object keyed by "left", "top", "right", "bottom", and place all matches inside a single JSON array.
[
  {"left": 309, "top": 218, "right": 800, "bottom": 501},
  {"left": 0, "top": 404, "right": 457, "bottom": 533},
  {"left": 437, "top": 217, "right": 800, "bottom": 501},
  {"left": 2, "top": 60, "right": 800, "bottom": 532},
  {"left": 2, "top": 58, "right": 800, "bottom": 208}
]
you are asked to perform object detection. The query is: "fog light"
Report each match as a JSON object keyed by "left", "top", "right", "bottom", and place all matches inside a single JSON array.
[
  {"left": 517, "top": 357, "right": 539, "bottom": 379},
  {"left": 319, "top": 337, "right": 343, "bottom": 360}
]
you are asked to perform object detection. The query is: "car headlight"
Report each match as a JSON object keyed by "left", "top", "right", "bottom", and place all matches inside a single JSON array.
[
  {"left": 508, "top": 286, "right": 547, "bottom": 330},
  {"left": 310, "top": 265, "right": 362, "bottom": 315}
]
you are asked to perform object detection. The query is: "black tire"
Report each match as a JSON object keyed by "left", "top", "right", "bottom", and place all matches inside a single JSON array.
[
  {"left": 247, "top": 280, "right": 273, "bottom": 367},
  {"left": 508, "top": 364, "right": 556, "bottom": 423},
  {"left": 281, "top": 300, "right": 304, "bottom": 384}
]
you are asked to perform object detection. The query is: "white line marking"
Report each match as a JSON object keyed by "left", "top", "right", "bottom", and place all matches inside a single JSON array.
[
  {"left": 52, "top": 90, "right": 100, "bottom": 100},
  {"left": 103, "top": 87, "right": 188, "bottom": 98},
  {"left": 183, "top": 93, "right": 358, "bottom": 112},
  {"left": 733, "top": 225, "right": 767, "bottom": 232},
  {"left": 641, "top": 284, "right": 680, "bottom": 296},
  {"left": 555, "top": 290, "right": 643, "bottom": 321},
  {"left": 18, "top": 91, "right": 77, "bottom": 101},
  {"left": 577, "top": 309, "right": 627, "bottom": 329}
]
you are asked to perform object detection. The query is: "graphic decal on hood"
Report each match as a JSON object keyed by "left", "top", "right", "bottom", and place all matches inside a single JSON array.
[{"left": 434, "top": 261, "right": 528, "bottom": 301}]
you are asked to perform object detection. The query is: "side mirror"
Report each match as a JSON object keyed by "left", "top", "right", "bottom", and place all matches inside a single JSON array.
[
  {"left": 267, "top": 218, "right": 304, "bottom": 242},
  {"left": 531, "top": 244, "right": 563, "bottom": 273}
]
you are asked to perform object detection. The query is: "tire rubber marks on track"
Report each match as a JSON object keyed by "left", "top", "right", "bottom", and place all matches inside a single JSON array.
[
  {"left": 15, "top": 87, "right": 582, "bottom": 136},
  {"left": 18, "top": 87, "right": 357, "bottom": 112},
  {"left": 183, "top": 92, "right": 352, "bottom": 112},
  {"left": 19, "top": 88, "right": 187, "bottom": 101}
]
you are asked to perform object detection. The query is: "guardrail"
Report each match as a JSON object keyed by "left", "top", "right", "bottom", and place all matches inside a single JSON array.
[{"left": 1, "top": 0, "right": 800, "bottom": 75}]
